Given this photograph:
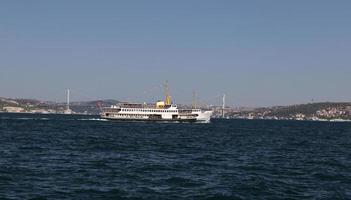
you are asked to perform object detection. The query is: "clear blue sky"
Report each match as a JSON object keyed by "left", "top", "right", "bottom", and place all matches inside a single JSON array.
[{"left": 1, "top": 0, "right": 350, "bottom": 107}]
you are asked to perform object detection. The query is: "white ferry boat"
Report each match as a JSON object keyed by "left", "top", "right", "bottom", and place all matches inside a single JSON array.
[{"left": 100, "top": 83, "right": 213, "bottom": 123}]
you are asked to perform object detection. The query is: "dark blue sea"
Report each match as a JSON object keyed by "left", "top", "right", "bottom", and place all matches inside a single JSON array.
[{"left": 1, "top": 113, "right": 351, "bottom": 199}]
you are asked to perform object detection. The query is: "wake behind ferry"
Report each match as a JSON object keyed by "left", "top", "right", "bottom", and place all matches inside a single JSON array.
[{"left": 100, "top": 83, "right": 213, "bottom": 123}]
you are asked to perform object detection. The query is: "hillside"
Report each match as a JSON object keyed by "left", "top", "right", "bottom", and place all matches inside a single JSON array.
[
  {"left": 0, "top": 97, "right": 119, "bottom": 115},
  {"left": 2, "top": 97, "right": 351, "bottom": 120},
  {"left": 269, "top": 102, "right": 351, "bottom": 117},
  {"left": 226, "top": 102, "right": 351, "bottom": 120}
]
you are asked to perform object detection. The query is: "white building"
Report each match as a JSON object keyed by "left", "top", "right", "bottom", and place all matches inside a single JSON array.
[{"left": 3, "top": 106, "right": 25, "bottom": 113}]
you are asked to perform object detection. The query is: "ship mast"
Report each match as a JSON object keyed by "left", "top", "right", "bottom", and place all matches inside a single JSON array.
[
  {"left": 222, "top": 94, "right": 226, "bottom": 118},
  {"left": 67, "top": 89, "right": 70, "bottom": 111},
  {"left": 64, "top": 89, "right": 72, "bottom": 114},
  {"left": 192, "top": 90, "right": 197, "bottom": 109},
  {"left": 164, "top": 80, "right": 171, "bottom": 105}
]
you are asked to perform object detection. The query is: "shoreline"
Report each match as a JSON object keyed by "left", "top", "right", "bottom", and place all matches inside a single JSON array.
[{"left": 1, "top": 112, "right": 350, "bottom": 123}]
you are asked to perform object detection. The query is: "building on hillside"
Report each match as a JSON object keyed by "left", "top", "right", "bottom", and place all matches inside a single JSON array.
[
  {"left": 3, "top": 106, "right": 25, "bottom": 113},
  {"left": 30, "top": 109, "right": 56, "bottom": 114}
]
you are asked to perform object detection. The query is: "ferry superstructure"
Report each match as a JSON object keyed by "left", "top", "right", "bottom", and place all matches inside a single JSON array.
[{"left": 100, "top": 83, "right": 213, "bottom": 123}]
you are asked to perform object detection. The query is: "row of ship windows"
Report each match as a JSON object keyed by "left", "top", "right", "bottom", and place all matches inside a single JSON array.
[
  {"left": 121, "top": 109, "right": 176, "bottom": 113},
  {"left": 113, "top": 114, "right": 148, "bottom": 117}
]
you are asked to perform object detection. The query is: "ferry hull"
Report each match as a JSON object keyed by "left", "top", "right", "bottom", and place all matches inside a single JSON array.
[
  {"left": 100, "top": 105, "right": 213, "bottom": 123},
  {"left": 101, "top": 116, "right": 199, "bottom": 123}
]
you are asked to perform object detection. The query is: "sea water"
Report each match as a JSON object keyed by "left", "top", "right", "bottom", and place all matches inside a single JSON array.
[{"left": 1, "top": 113, "right": 350, "bottom": 199}]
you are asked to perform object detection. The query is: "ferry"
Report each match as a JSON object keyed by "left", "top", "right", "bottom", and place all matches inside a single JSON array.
[{"left": 100, "top": 83, "right": 213, "bottom": 123}]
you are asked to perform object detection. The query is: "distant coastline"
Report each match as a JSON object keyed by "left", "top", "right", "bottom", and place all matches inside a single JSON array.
[{"left": 1, "top": 97, "right": 351, "bottom": 122}]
